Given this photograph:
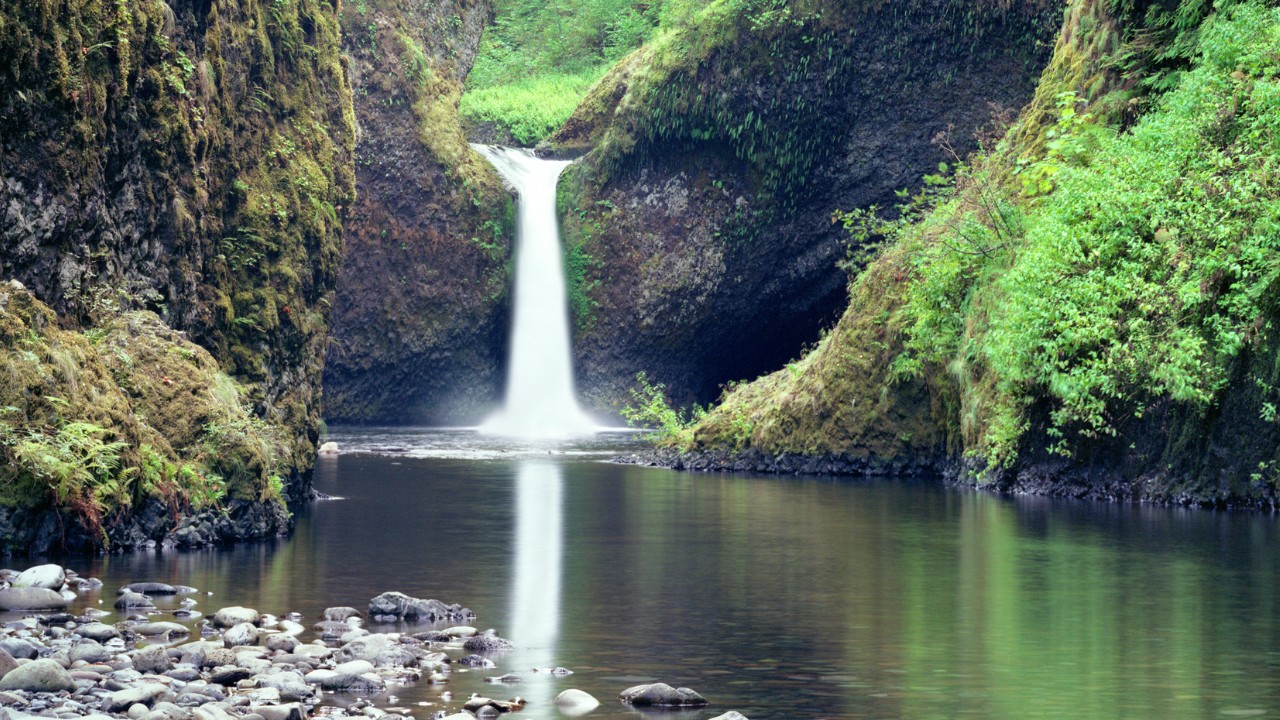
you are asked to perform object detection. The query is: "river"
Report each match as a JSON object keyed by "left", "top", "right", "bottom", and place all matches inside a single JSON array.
[{"left": 49, "top": 428, "right": 1280, "bottom": 719}]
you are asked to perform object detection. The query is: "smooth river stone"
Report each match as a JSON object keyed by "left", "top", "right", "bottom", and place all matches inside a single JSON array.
[
  {"left": 0, "top": 587, "right": 67, "bottom": 611},
  {"left": 0, "top": 659, "right": 77, "bottom": 692},
  {"left": 553, "top": 689, "right": 600, "bottom": 715},
  {"left": 211, "top": 607, "right": 261, "bottom": 628},
  {"left": 13, "top": 564, "right": 65, "bottom": 590},
  {"left": 618, "top": 682, "right": 710, "bottom": 707}
]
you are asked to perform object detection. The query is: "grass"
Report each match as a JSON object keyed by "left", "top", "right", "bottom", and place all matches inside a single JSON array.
[
  {"left": 460, "top": 68, "right": 607, "bottom": 145},
  {"left": 460, "top": 0, "right": 709, "bottom": 144}
]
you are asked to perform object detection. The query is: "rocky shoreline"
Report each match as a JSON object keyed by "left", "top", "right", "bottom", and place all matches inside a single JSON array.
[
  {"left": 617, "top": 448, "right": 1280, "bottom": 512},
  {"left": 0, "top": 564, "right": 748, "bottom": 720},
  {"left": 0, "top": 501, "right": 292, "bottom": 559}
]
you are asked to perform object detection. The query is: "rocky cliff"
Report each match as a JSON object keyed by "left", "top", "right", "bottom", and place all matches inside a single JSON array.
[
  {"left": 551, "top": 0, "right": 1062, "bottom": 413},
  {"left": 322, "top": 0, "right": 514, "bottom": 426},
  {"left": 662, "top": 0, "right": 1280, "bottom": 508},
  {"left": 0, "top": 0, "right": 354, "bottom": 549}
]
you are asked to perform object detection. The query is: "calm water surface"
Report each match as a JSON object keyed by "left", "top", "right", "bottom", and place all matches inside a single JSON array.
[{"left": 44, "top": 428, "right": 1280, "bottom": 719}]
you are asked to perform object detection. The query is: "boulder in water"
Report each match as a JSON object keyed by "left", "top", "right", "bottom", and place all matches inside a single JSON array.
[
  {"left": 619, "top": 682, "right": 709, "bottom": 707},
  {"left": 211, "top": 606, "right": 261, "bottom": 628},
  {"left": 13, "top": 564, "right": 65, "bottom": 589},
  {"left": 367, "top": 592, "right": 473, "bottom": 622},
  {"left": 554, "top": 689, "right": 600, "bottom": 715},
  {"left": 0, "top": 586, "right": 67, "bottom": 611}
]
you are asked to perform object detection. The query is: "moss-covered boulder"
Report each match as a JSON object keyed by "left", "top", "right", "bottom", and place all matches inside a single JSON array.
[
  {"left": 322, "top": 0, "right": 515, "bottom": 426},
  {"left": 0, "top": 282, "right": 289, "bottom": 554},
  {"left": 553, "top": 0, "right": 1061, "bottom": 413}
]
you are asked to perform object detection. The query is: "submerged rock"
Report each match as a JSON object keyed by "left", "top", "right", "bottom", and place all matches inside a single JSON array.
[{"left": 618, "top": 682, "right": 709, "bottom": 707}]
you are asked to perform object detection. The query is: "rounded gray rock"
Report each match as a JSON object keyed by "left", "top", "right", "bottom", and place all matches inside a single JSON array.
[
  {"left": 13, "top": 564, "right": 65, "bottom": 590},
  {"left": 0, "top": 658, "right": 77, "bottom": 692},
  {"left": 618, "top": 682, "right": 709, "bottom": 707},
  {"left": 0, "top": 586, "right": 67, "bottom": 611}
]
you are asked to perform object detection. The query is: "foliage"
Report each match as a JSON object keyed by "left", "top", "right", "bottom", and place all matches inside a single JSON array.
[
  {"left": 3, "top": 421, "right": 129, "bottom": 541},
  {"left": 461, "top": 68, "right": 604, "bottom": 145},
  {"left": 621, "top": 372, "right": 707, "bottom": 445},
  {"left": 461, "top": 0, "right": 709, "bottom": 143},
  {"left": 684, "top": 0, "right": 1280, "bottom": 489}
]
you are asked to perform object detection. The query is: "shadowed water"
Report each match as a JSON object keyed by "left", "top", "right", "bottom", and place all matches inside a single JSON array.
[{"left": 36, "top": 428, "right": 1280, "bottom": 719}]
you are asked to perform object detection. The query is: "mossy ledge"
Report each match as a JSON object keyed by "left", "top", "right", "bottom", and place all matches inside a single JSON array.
[
  {"left": 0, "top": 282, "right": 290, "bottom": 554},
  {"left": 0, "top": 0, "right": 355, "bottom": 549},
  {"left": 637, "top": 0, "right": 1280, "bottom": 510}
]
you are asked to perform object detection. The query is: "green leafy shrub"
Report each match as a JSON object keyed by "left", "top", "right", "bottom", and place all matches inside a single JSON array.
[{"left": 621, "top": 372, "right": 707, "bottom": 444}]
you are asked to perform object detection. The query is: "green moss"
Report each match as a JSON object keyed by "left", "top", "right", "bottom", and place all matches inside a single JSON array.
[
  {"left": 688, "top": 0, "right": 1280, "bottom": 496},
  {"left": 0, "top": 284, "right": 287, "bottom": 548}
]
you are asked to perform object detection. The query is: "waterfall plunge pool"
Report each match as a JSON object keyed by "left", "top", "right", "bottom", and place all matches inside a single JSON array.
[{"left": 34, "top": 427, "right": 1280, "bottom": 720}]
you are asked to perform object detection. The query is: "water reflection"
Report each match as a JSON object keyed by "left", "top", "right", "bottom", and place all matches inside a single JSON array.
[{"left": 507, "top": 461, "right": 564, "bottom": 707}]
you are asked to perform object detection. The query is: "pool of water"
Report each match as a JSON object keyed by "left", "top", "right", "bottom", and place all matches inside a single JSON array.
[{"left": 32, "top": 427, "right": 1280, "bottom": 719}]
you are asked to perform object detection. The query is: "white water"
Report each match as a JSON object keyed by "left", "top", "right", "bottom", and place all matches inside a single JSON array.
[{"left": 472, "top": 145, "right": 596, "bottom": 438}]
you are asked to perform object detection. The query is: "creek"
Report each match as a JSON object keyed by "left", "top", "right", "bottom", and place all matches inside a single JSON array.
[{"left": 37, "top": 427, "right": 1280, "bottom": 719}]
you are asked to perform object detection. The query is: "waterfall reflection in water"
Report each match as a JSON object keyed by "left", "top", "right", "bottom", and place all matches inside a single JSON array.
[{"left": 507, "top": 461, "right": 564, "bottom": 708}]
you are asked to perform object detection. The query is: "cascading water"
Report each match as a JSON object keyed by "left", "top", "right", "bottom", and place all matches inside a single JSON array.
[{"left": 472, "top": 145, "right": 596, "bottom": 438}]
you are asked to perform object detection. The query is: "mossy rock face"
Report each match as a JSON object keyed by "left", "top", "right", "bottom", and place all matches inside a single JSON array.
[
  {"left": 682, "top": 0, "right": 1280, "bottom": 508},
  {"left": 0, "top": 0, "right": 355, "bottom": 496},
  {"left": 0, "top": 283, "right": 290, "bottom": 554},
  {"left": 323, "top": 0, "right": 515, "bottom": 425},
  {"left": 555, "top": 0, "right": 1062, "bottom": 414}
]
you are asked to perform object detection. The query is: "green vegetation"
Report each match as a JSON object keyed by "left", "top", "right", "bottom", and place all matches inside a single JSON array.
[
  {"left": 460, "top": 0, "right": 709, "bottom": 144},
  {"left": 621, "top": 372, "right": 707, "bottom": 444},
  {"left": 0, "top": 285, "right": 289, "bottom": 548},
  {"left": 688, "top": 0, "right": 1280, "bottom": 491}
]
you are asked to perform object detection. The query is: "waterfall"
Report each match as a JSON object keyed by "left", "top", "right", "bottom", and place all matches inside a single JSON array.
[{"left": 473, "top": 145, "right": 596, "bottom": 438}]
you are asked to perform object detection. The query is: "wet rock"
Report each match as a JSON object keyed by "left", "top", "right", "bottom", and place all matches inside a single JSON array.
[
  {"left": 251, "top": 703, "right": 305, "bottom": 720},
  {"left": 483, "top": 674, "right": 521, "bottom": 684},
  {"left": 133, "top": 622, "right": 191, "bottom": 638},
  {"left": 457, "top": 654, "right": 494, "bottom": 668},
  {"left": 223, "top": 623, "right": 258, "bottom": 647},
  {"left": 255, "top": 671, "right": 312, "bottom": 702},
  {"left": 209, "top": 667, "right": 252, "bottom": 686},
  {"left": 553, "top": 689, "right": 600, "bottom": 715},
  {"left": 102, "top": 683, "right": 170, "bottom": 712},
  {"left": 263, "top": 635, "right": 298, "bottom": 654},
  {"left": 323, "top": 607, "right": 361, "bottom": 621},
  {"left": 133, "top": 645, "right": 174, "bottom": 675},
  {"left": 0, "top": 648, "right": 18, "bottom": 680},
  {"left": 13, "top": 564, "right": 65, "bottom": 590},
  {"left": 165, "top": 665, "right": 202, "bottom": 682},
  {"left": 334, "top": 635, "right": 393, "bottom": 664},
  {"left": 121, "top": 583, "right": 179, "bottom": 596},
  {"left": 410, "top": 631, "right": 450, "bottom": 644},
  {"left": 312, "top": 622, "right": 350, "bottom": 639},
  {"left": 0, "top": 658, "right": 77, "bottom": 692},
  {"left": 708, "top": 712, "right": 749, "bottom": 720},
  {"left": 69, "top": 640, "right": 114, "bottom": 664},
  {"left": 618, "top": 683, "right": 709, "bottom": 707},
  {"left": 116, "top": 591, "right": 156, "bottom": 610},
  {"left": 0, "top": 587, "right": 68, "bottom": 611},
  {"left": 367, "top": 592, "right": 473, "bottom": 623},
  {"left": 140, "top": 701, "right": 192, "bottom": 720},
  {"left": 0, "top": 639, "right": 37, "bottom": 660},
  {"left": 75, "top": 623, "right": 122, "bottom": 642},
  {"left": 462, "top": 632, "right": 513, "bottom": 654},
  {"left": 211, "top": 607, "right": 260, "bottom": 629}
]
